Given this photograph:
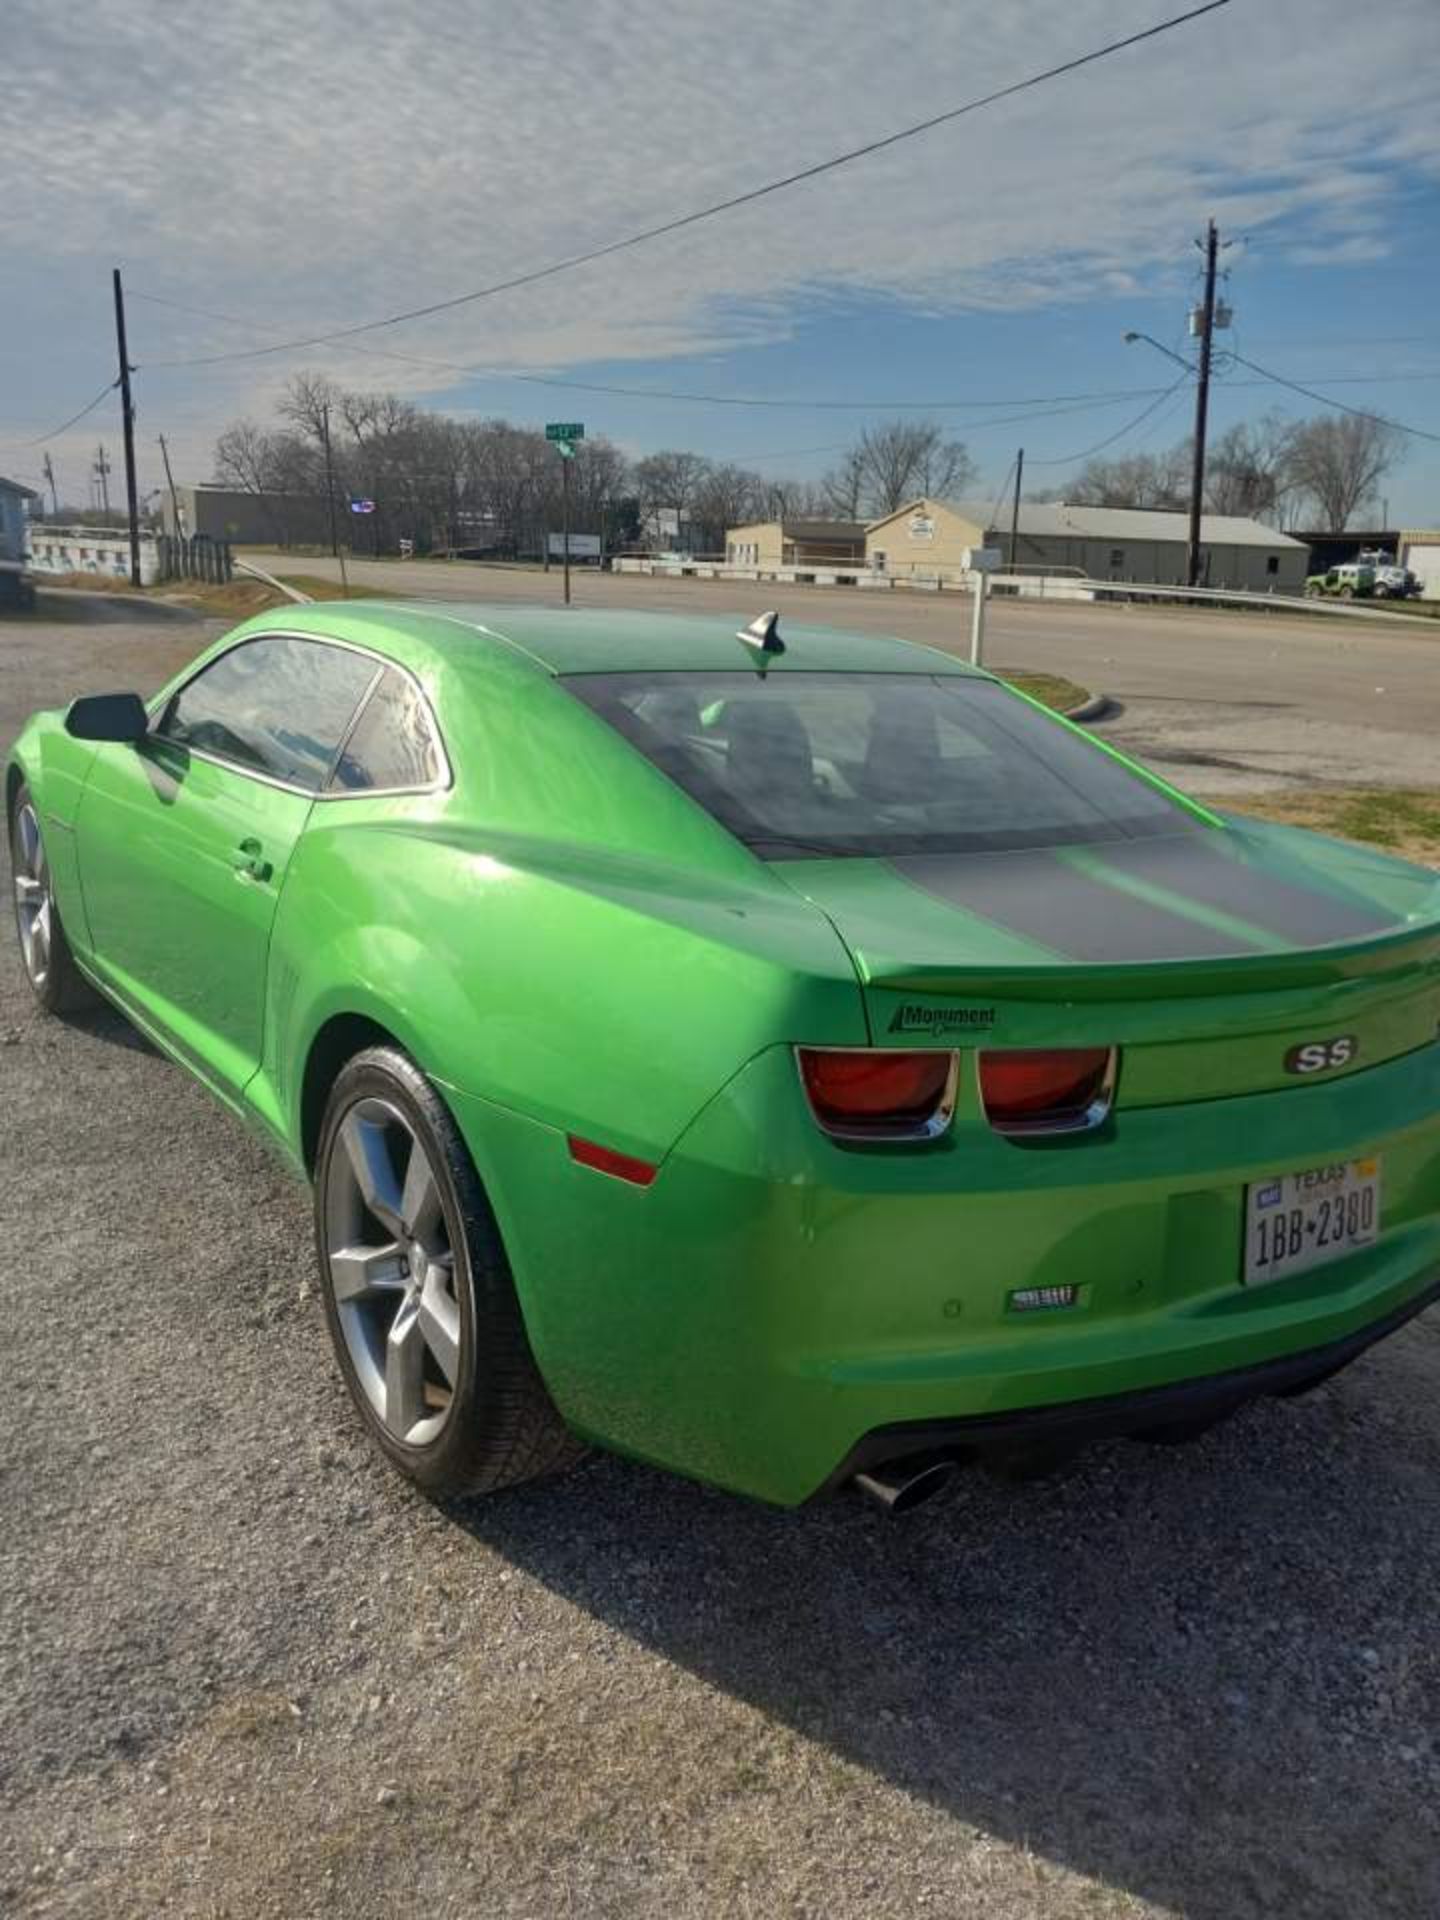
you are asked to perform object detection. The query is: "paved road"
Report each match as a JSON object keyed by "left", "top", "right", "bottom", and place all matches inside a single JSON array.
[
  {"left": 4, "top": 606, "right": 1439, "bottom": 1918},
  {"left": 246, "top": 553, "right": 1440, "bottom": 793}
]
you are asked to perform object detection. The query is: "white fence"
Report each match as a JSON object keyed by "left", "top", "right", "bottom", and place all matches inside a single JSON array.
[
  {"left": 611, "top": 556, "right": 1438, "bottom": 626},
  {"left": 27, "top": 526, "right": 164, "bottom": 586}
]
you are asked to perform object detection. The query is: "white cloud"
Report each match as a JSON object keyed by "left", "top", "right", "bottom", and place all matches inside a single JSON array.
[{"left": 3, "top": 0, "right": 1438, "bottom": 482}]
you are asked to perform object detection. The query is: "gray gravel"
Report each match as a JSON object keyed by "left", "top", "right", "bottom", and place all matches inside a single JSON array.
[{"left": 2, "top": 605, "right": 1439, "bottom": 1918}]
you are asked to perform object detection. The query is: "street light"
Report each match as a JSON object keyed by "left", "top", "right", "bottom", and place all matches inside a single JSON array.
[{"left": 1122, "top": 330, "right": 1195, "bottom": 376}]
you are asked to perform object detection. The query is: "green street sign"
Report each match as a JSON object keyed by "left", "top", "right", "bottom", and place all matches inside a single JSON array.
[
  {"left": 555, "top": 442, "right": 576, "bottom": 461},
  {"left": 546, "top": 422, "right": 584, "bottom": 443}
]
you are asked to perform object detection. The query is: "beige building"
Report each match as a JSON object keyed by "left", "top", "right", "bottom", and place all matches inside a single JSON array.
[
  {"left": 724, "top": 518, "right": 866, "bottom": 570},
  {"left": 865, "top": 498, "right": 1309, "bottom": 592}
]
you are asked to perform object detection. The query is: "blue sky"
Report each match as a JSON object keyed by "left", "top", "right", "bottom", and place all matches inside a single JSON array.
[{"left": 3, "top": 0, "right": 1438, "bottom": 520}]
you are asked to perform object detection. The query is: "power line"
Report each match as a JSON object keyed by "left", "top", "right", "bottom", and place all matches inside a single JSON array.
[
  {"left": 136, "top": 2, "right": 1231, "bottom": 372},
  {"left": 1028, "top": 372, "right": 1193, "bottom": 467},
  {"left": 1228, "top": 353, "right": 1440, "bottom": 445},
  {"left": 132, "top": 288, "right": 1187, "bottom": 415},
  {"left": 18, "top": 379, "right": 118, "bottom": 446}
]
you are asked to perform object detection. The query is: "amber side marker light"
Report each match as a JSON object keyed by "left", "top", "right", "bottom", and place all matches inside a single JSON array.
[
  {"left": 978, "top": 1047, "right": 1116, "bottom": 1137},
  {"left": 567, "top": 1135, "right": 659, "bottom": 1186},
  {"left": 797, "top": 1048, "right": 959, "bottom": 1141}
]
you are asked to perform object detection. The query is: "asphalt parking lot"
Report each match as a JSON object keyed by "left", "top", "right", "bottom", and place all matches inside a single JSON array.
[
  {"left": 246, "top": 551, "right": 1440, "bottom": 792},
  {"left": 3, "top": 596, "right": 1439, "bottom": 1919}
]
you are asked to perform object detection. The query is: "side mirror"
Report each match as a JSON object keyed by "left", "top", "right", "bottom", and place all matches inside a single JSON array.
[{"left": 64, "top": 691, "right": 150, "bottom": 744}]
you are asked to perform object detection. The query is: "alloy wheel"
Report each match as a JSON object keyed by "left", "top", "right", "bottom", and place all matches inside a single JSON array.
[
  {"left": 322, "top": 1097, "right": 463, "bottom": 1446},
  {"left": 12, "top": 802, "right": 52, "bottom": 990}
]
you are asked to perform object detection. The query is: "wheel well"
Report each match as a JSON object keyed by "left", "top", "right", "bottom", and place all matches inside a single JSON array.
[
  {"left": 300, "top": 1013, "right": 398, "bottom": 1173},
  {"left": 5, "top": 761, "right": 23, "bottom": 828}
]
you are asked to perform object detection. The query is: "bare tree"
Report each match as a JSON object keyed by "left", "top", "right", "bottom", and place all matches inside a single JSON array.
[
  {"left": 631, "top": 450, "right": 711, "bottom": 521},
  {"left": 1069, "top": 446, "right": 1189, "bottom": 510},
  {"left": 690, "top": 463, "right": 763, "bottom": 552},
  {"left": 1204, "top": 414, "right": 1297, "bottom": 522},
  {"left": 820, "top": 445, "right": 868, "bottom": 519},
  {"left": 852, "top": 420, "right": 975, "bottom": 515},
  {"left": 1283, "top": 413, "right": 1405, "bottom": 529}
]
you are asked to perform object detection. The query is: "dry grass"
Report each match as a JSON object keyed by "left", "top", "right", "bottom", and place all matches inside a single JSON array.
[
  {"left": 1215, "top": 788, "right": 1440, "bottom": 866},
  {"left": 1002, "top": 671, "right": 1092, "bottom": 714}
]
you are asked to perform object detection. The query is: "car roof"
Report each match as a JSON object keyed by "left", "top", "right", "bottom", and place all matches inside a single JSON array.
[{"left": 242, "top": 601, "right": 981, "bottom": 680}]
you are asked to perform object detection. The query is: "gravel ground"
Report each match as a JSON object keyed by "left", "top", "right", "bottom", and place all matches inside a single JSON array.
[{"left": 3, "top": 601, "right": 1439, "bottom": 1918}]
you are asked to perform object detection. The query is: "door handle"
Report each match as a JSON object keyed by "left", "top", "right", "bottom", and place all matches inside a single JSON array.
[{"left": 233, "top": 837, "right": 273, "bottom": 883}]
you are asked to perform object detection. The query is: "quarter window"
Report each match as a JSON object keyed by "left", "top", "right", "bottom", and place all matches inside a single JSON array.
[
  {"left": 160, "top": 636, "right": 379, "bottom": 791},
  {"left": 329, "top": 668, "right": 443, "bottom": 792}
]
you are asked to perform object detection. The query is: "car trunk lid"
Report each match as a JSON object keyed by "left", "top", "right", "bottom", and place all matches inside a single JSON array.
[{"left": 772, "top": 821, "right": 1440, "bottom": 1106}]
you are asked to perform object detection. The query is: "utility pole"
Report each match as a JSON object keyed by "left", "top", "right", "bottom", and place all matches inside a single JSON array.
[
  {"left": 41, "top": 453, "right": 58, "bottom": 517},
  {"left": 113, "top": 269, "right": 141, "bottom": 585},
  {"left": 1187, "top": 219, "right": 1219, "bottom": 589},
  {"left": 157, "top": 434, "right": 183, "bottom": 536},
  {"left": 94, "top": 444, "right": 112, "bottom": 518},
  {"left": 1008, "top": 447, "right": 1024, "bottom": 572},
  {"left": 319, "top": 403, "right": 349, "bottom": 597}
]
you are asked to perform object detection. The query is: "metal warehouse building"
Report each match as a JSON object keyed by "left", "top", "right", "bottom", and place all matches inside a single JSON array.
[{"left": 864, "top": 498, "right": 1309, "bottom": 592}]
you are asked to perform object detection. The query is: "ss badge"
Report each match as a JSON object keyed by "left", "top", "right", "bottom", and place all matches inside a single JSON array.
[{"left": 1285, "top": 1035, "right": 1357, "bottom": 1075}]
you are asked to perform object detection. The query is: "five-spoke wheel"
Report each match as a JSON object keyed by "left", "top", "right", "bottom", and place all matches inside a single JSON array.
[
  {"left": 324, "top": 1095, "right": 463, "bottom": 1447},
  {"left": 8, "top": 783, "right": 95, "bottom": 1014},
  {"left": 12, "top": 799, "right": 52, "bottom": 992},
  {"left": 314, "top": 1046, "right": 582, "bottom": 1494}
]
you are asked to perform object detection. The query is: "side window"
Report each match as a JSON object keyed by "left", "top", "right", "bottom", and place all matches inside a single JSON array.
[
  {"left": 328, "top": 667, "right": 443, "bottom": 793},
  {"left": 160, "top": 636, "right": 379, "bottom": 792},
  {"left": 1266, "top": 555, "right": 1280, "bottom": 575}
]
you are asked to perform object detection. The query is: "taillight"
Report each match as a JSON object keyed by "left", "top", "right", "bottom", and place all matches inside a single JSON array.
[
  {"left": 797, "top": 1048, "right": 957, "bottom": 1141},
  {"left": 978, "top": 1047, "right": 1116, "bottom": 1136}
]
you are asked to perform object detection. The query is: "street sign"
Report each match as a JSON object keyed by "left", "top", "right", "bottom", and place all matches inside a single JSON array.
[
  {"left": 546, "top": 422, "right": 584, "bottom": 443},
  {"left": 349, "top": 498, "right": 376, "bottom": 515},
  {"left": 547, "top": 532, "right": 601, "bottom": 559}
]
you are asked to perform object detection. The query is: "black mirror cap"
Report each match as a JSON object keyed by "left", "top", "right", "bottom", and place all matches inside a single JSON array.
[{"left": 64, "top": 692, "right": 150, "bottom": 744}]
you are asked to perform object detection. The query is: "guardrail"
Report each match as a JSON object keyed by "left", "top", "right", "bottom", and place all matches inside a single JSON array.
[
  {"left": 998, "top": 575, "right": 1440, "bottom": 626},
  {"left": 611, "top": 555, "right": 1436, "bottom": 625}
]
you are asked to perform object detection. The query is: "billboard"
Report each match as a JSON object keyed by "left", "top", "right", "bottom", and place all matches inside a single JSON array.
[{"left": 547, "top": 533, "right": 602, "bottom": 559}]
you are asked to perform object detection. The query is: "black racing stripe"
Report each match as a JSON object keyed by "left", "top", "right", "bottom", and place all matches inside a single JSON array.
[
  {"left": 1092, "top": 835, "right": 1395, "bottom": 947},
  {"left": 892, "top": 850, "right": 1258, "bottom": 963}
]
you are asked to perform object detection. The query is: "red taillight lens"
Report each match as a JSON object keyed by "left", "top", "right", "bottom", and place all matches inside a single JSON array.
[
  {"left": 978, "top": 1048, "right": 1114, "bottom": 1134},
  {"left": 797, "top": 1048, "right": 956, "bottom": 1139}
]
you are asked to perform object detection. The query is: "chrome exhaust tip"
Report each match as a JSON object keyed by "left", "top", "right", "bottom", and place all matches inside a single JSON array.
[{"left": 851, "top": 1452, "right": 958, "bottom": 1515}]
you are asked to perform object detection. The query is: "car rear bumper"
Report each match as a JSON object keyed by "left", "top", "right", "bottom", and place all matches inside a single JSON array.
[
  {"left": 447, "top": 1037, "right": 1440, "bottom": 1506},
  {"left": 822, "top": 1268, "right": 1440, "bottom": 1490}
]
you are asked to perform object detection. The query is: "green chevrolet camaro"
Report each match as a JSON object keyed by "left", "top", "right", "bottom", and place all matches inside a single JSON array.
[{"left": 8, "top": 602, "right": 1440, "bottom": 1510}]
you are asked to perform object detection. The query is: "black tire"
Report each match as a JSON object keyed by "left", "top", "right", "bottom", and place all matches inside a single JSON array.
[
  {"left": 8, "top": 780, "right": 99, "bottom": 1016},
  {"left": 314, "top": 1044, "right": 584, "bottom": 1496}
]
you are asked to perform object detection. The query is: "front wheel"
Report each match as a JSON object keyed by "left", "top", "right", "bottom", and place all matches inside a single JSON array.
[
  {"left": 314, "top": 1045, "right": 583, "bottom": 1496},
  {"left": 8, "top": 782, "right": 97, "bottom": 1015}
]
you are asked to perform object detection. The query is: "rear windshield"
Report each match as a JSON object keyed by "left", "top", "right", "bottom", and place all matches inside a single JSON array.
[{"left": 566, "top": 670, "right": 1198, "bottom": 859}]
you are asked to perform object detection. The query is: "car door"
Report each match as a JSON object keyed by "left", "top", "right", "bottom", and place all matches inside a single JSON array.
[{"left": 74, "top": 632, "right": 381, "bottom": 1102}]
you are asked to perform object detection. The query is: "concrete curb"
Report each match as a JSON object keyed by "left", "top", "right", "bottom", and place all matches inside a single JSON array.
[{"left": 1063, "top": 691, "right": 1113, "bottom": 723}]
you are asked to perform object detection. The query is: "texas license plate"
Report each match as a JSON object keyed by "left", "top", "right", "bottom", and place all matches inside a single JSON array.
[{"left": 1243, "top": 1157, "right": 1381, "bottom": 1285}]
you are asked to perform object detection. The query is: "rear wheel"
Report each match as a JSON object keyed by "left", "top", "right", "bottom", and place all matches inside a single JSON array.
[
  {"left": 8, "top": 782, "right": 97, "bottom": 1015},
  {"left": 314, "top": 1045, "right": 583, "bottom": 1496}
]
